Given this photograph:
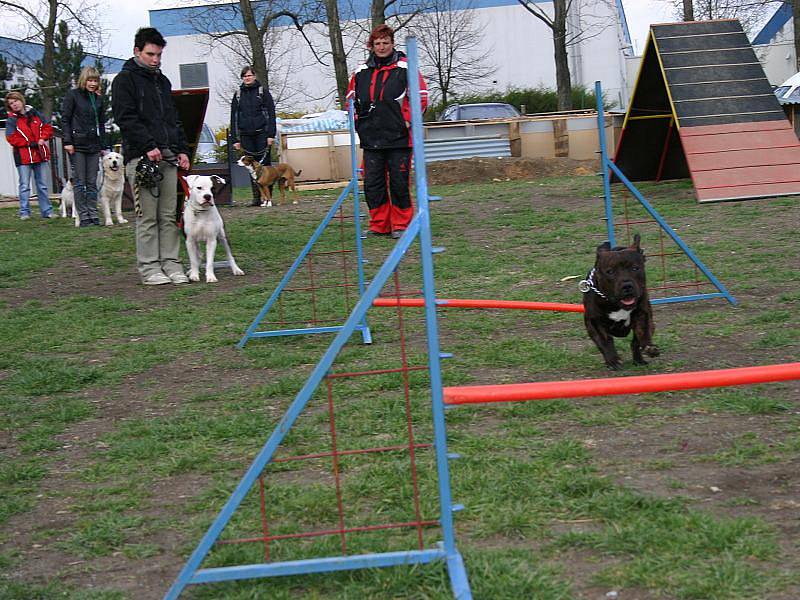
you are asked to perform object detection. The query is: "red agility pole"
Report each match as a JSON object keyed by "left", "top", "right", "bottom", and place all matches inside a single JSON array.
[
  {"left": 373, "top": 298, "right": 585, "bottom": 313},
  {"left": 444, "top": 362, "right": 800, "bottom": 405}
]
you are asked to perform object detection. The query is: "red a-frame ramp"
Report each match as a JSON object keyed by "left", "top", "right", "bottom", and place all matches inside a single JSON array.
[{"left": 615, "top": 19, "right": 800, "bottom": 202}]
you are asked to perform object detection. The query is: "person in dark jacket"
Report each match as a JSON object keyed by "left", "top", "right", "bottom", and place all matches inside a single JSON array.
[
  {"left": 112, "top": 27, "right": 191, "bottom": 286},
  {"left": 62, "top": 66, "right": 109, "bottom": 227},
  {"left": 230, "top": 66, "right": 276, "bottom": 206},
  {"left": 346, "top": 24, "right": 428, "bottom": 239},
  {"left": 4, "top": 90, "right": 54, "bottom": 220}
]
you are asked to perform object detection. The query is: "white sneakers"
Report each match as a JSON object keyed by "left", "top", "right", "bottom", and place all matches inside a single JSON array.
[
  {"left": 142, "top": 272, "right": 172, "bottom": 285},
  {"left": 143, "top": 271, "right": 190, "bottom": 285},
  {"left": 20, "top": 215, "right": 31, "bottom": 220},
  {"left": 168, "top": 272, "right": 190, "bottom": 284}
]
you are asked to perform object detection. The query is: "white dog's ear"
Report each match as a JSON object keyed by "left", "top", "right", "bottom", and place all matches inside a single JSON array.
[
  {"left": 212, "top": 175, "right": 226, "bottom": 186},
  {"left": 183, "top": 175, "right": 196, "bottom": 186}
]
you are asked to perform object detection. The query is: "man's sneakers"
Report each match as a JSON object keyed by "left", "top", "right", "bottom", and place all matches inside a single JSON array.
[
  {"left": 391, "top": 229, "right": 405, "bottom": 239},
  {"left": 20, "top": 214, "right": 31, "bottom": 220},
  {"left": 142, "top": 272, "right": 171, "bottom": 286},
  {"left": 143, "top": 271, "right": 190, "bottom": 285},
  {"left": 167, "top": 271, "right": 190, "bottom": 284}
]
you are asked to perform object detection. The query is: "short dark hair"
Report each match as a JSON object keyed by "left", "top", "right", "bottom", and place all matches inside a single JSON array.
[
  {"left": 240, "top": 66, "right": 255, "bottom": 78},
  {"left": 134, "top": 27, "right": 167, "bottom": 51}
]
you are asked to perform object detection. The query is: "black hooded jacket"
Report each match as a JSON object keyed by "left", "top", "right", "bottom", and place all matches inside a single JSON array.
[
  {"left": 61, "top": 88, "right": 108, "bottom": 153},
  {"left": 111, "top": 58, "right": 189, "bottom": 163},
  {"left": 230, "top": 80, "right": 276, "bottom": 142}
]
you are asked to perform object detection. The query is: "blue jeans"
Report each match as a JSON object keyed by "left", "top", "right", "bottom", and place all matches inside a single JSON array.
[{"left": 18, "top": 162, "right": 52, "bottom": 217}]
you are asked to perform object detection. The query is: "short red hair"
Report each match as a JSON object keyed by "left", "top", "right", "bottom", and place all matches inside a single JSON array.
[{"left": 367, "top": 24, "right": 394, "bottom": 49}]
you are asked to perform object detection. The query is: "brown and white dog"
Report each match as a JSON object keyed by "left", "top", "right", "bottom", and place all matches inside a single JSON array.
[
  {"left": 99, "top": 151, "right": 128, "bottom": 226},
  {"left": 237, "top": 155, "right": 302, "bottom": 207},
  {"left": 182, "top": 174, "right": 245, "bottom": 283}
]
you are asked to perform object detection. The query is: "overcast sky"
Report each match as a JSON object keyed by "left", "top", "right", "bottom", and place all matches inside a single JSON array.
[{"left": 102, "top": 0, "right": 677, "bottom": 59}]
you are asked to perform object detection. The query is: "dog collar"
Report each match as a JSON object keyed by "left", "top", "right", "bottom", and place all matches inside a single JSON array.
[{"left": 578, "top": 268, "right": 607, "bottom": 299}]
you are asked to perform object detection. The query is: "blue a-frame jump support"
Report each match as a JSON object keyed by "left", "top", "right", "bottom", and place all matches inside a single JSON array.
[
  {"left": 166, "top": 38, "right": 472, "bottom": 599},
  {"left": 594, "top": 81, "right": 737, "bottom": 307},
  {"left": 237, "top": 100, "right": 373, "bottom": 348}
]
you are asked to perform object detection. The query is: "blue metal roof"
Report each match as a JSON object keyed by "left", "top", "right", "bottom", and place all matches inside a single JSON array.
[
  {"left": 151, "top": 0, "right": 581, "bottom": 37},
  {"left": 0, "top": 35, "right": 124, "bottom": 73},
  {"left": 752, "top": 3, "right": 791, "bottom": 45}
]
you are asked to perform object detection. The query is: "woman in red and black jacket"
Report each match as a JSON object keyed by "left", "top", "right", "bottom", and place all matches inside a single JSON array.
[
  {"left": 5, "top": 91, "right": 54, "bottom": 220},
  {"left": 346, "top": 24, "right": 428, "bottom": 239}
]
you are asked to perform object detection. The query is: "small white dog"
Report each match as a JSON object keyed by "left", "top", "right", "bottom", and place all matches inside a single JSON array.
[
  {"left": 99, "top": 152, "right": 128, "bottom": 226},
  {"left": 182, "top": 174, "right": 244, "bottom": 283},
  {"left": 60, "top": 179, "right": 80, "bottom": 226}
]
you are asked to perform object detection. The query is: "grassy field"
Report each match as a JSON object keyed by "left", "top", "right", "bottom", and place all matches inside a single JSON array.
[{"left": 1, "top": 174, "right": 799, "bottom": 599}]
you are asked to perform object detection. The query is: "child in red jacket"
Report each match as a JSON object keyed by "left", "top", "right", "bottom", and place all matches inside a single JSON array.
[{"left": 5, "top": 91, "right": 54, "bottom": 220}]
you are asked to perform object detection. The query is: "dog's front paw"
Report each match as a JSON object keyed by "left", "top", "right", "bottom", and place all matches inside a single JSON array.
[
  {"left": 105, "top": 220, "right": 114, "bottom": 226},
  {"left": 206, "top": 274, "right": 218, "bottom": 283},
  {"left": 189, "top": 271, "right": 200, "bottom": 282},
  {"left": 605, "top": 356, "right": 623, "bottom": 370},
  {"left": 118, "top": 217, "right": 128, "bottom": 224},
  {"left": 232, "top": 266, "right": 245, "bottom": 276},
  {"left": 644, "top": 345, "right": 660, "bottom": 357},
  {"left": 292, "top": 200, "right": 298, "bottom": 205}
]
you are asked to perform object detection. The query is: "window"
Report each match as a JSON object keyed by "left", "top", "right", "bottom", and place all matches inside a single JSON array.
[{"left": 179, "top": 63, "right": 209, "bottom": 88}]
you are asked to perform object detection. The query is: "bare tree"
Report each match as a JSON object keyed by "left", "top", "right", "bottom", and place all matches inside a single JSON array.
[
  {"left": 683, "top": 0, "right": 694, "bottom": 20},
  {"left": 660, "top": 0, "right": 779, "bottom": 35},
  {"left": 413, "top": 0, "right": 495, "bottom": 106},
  {"left": 0, "top": 0, "right": 104, "bottom": 118}
]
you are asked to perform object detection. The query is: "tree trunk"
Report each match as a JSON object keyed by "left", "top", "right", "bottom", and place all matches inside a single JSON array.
[
  {"left": 793, "top": 0, "right": 800, "bottom": 71},
  {"left": 40, "top": 0, "right": 58, "bottom": 119},
  {"left": 240, "top": 0, "right": 269, "bottom": 88},
  {"left": 371, "top": 0, "right": 385, "bottom": 29},
  {"left": 553, "top": 0, "right": 572, "bottom": 111},
  {"left": 325, "top": 0, "right": 349, "bottom": 106},
  {"left": 682, "top": 0, "right": 694, "bottom": 21}
]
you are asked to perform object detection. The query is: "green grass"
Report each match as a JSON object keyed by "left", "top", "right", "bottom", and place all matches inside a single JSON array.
[{"left": 1, "top": 179, "right": 799, "bottom": 598}]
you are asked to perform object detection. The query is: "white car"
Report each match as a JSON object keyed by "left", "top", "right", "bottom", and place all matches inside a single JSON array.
[
  {"left": 774, "top": 72, "right": 800, "bottom": 104},
  {"left": 195, "top": 123, "right": 219, "bottom": 163}
]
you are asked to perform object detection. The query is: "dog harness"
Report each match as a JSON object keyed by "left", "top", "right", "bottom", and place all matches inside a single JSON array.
[{"left": 578, "top": 268, "right": 607, "bottom": 299}]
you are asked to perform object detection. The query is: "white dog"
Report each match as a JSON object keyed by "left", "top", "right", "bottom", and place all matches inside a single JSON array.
[
  {"left": 99, "top": 152, "right": 128, "bottom": 226},
  {"left": 60, "top": 179, "right": 80, "bottom": 226},
  {"left": 182, "top": 174, "right": 244, "bottom": 283}
]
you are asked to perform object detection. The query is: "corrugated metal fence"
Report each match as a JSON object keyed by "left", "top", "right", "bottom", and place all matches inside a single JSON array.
[{"left": 423, "top": 135, "right": 511, "bottom": 162}]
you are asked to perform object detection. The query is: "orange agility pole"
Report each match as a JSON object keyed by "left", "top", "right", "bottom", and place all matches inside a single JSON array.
[
  {"left": 444, "top": 362, "right": 800, "bottom": 405},
  {"left": 373, "top": 298, "right": 585, "bottom": 313}
]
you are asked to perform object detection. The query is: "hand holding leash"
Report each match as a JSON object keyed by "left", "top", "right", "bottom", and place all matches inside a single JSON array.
[
  {"left": 146, "top": 148, "right": 162, "bottom": 162},
  {"left": 177, "top": 153, "right": 190, "bottom": 170}
]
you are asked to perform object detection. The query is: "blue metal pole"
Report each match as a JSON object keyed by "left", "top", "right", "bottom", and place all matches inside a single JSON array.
[
  {"left": 407, "top": 36, "right": 472, "bottom": 599},
  {"left": 348, "top": 99, "right": 373, "bottom": 344},
  {"left": 606, "top": 159, "right": 737, "bottom": 305},
  {"left": 595, "top": 81, "right": 616, "bottom": 248}
]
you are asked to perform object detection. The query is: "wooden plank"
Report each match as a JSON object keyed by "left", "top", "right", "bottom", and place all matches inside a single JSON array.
[
  {"left": 680, "top": 129, "right": 799, "bottom": 153},
  {"left": 693, "top": 164, "right": 800, "bottom": 188},
  {"left": 697, "top": 181, "right": 800, "bottom": 201},
  {"left": 680, "top": 120, "right": 792, "bottom": 136},
  {"left": 689, "top": 147, "right": 800, "bottom": 171}
]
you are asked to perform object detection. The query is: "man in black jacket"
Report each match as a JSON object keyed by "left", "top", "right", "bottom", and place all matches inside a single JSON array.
[
  {"left": 230, "top": 66, "right": 276, "bottom": 206},
  {"left": 112, "top": 27, "right": 191, "bottom": 285}
]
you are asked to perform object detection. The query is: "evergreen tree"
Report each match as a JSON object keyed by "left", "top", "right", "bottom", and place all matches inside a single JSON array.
[{"left": 31, "top": 21, "right": 86, "bottom": 125}]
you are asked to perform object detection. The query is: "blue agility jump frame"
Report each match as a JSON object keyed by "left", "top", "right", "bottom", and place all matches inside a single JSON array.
[
  {"left": 166, "top": 38, "right": 472, "bottom": 599},
  {"left": 594, "top": 81, "right": 736, "bottom": 307},
  {"left": 237, "top": 100, "right": 373, "bottom": 348}
]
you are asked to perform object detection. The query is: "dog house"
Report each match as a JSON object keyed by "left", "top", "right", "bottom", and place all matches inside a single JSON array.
[{"left": 614, "top": 19, "right": 800, "bottom": 202}]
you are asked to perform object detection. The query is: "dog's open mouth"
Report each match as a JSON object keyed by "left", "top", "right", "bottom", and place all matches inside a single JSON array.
[{"left": 620, "top": 297, "right": 637, "bottom": 307}]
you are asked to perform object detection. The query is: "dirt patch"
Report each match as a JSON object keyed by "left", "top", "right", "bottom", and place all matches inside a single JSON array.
[{"left": 426, "top": 156, "right": 598, "bottom": 185}]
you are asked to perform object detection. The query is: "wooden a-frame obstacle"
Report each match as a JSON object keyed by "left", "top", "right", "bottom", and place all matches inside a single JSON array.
[
  {"left": 165, "top": 40, "right": 800, "bottom": 598},
  {"left": 615, "top": 19, "right": 800, "bottom": 202}
]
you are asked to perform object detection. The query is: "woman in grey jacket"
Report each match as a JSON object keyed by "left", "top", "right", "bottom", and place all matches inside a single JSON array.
[{"left": 62, "top": 66, "right": 108, "bottom": 227}]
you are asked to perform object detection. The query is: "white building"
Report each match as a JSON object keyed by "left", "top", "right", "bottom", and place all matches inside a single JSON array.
[{"left": 149, "top": 0, "right": 635, "bottom": 131}]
